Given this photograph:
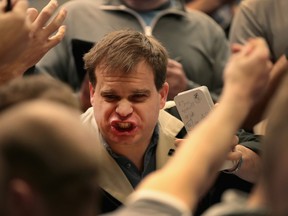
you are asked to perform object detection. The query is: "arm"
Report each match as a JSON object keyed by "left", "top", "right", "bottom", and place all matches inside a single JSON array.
[
  {"left": 0, "top": 0, "right": 67, "bottom": 85},
  {"left": 221, "top": 129, "right": 263, "bottom": 183},
  {"left": 35, "top": 3, "right": 79, "bottom": 90},
  {"left": 186, "top": 0, "right": 236, "bottom": 14},
  {"left": 133, "top": 38, "right": 271, "bottom": 212},
  {"left": 230, "top": 144, "right": 261, "bottom": 183},
  {"left": 229, "top": 0, "right": 265, "bottom": 45}
]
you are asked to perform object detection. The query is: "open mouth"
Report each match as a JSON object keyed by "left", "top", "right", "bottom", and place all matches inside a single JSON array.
[{"left": 112, "top": 122, "right": 136, "bottom": 132}]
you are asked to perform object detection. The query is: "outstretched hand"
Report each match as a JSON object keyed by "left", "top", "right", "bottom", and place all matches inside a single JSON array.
[
  {"left": 24, "top": 0, "right": 66, "bottom": 68},
  {"left": 0, "top": 0, "right": 67, "bottom": 85}
]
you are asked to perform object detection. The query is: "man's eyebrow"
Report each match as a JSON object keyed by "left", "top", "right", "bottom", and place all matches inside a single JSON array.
[
  {"left": 100, "top": 89, "right": 116, "bottom": 95},
  {"left": 132, "top": 89, "right": 150, "bottom": 94}
]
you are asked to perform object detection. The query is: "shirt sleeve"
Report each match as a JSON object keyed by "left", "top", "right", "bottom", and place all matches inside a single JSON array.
[
  {"left": 229, "top": 0, "right": 265, "bottom": 45},
  {"left": 102, "top": 190, "right": 192, "bottom": 216}
]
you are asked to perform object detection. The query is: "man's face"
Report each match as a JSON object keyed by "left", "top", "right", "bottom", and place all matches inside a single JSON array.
[{"left": 90, "top": 61, "right": 168, "bottom": 149}]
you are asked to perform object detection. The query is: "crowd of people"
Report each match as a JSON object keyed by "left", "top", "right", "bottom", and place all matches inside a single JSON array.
[{"left": 0, "top": 0, "right": 288, "bottom": 216}]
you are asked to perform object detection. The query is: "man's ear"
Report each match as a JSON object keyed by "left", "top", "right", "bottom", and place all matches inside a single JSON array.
[
  {"left": 89, "top": 82, "right": 95, "bottom": 105},
  {"left": 159, "top": 82, "right": 169, "bottom": 109},
  {"left": 7, "top": 179, "right": 38, "bottom": 216}
]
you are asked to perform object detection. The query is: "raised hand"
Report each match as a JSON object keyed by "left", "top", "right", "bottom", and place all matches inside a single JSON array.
[
  {"left": 24, "top": 0, "right": 67, "bottom": 68},
  {"left": 0, "top": 0, "right": 67, "bottom": 85},
  {"left": 223, "top": 38, "right": 272, "bottom": 105}
]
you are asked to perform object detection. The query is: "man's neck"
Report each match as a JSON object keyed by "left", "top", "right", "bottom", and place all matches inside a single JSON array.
[
  {"left": 121, "top": 0, "right": 170, "bottom": 11},
  {"left": 110, "top": 142, "right": 148, "bottom": 171},
  {"left": 102, "top": 125, "right": 159, "bottom": 172}
]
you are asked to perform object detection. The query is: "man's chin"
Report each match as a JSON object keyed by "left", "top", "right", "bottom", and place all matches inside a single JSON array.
[{"left": 106, "top": 133, "right": 138, "bottom": 145}]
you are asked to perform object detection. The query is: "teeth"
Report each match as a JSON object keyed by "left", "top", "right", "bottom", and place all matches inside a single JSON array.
[{"left": 117, "top": 122, "right": 131, "bottom": 129}]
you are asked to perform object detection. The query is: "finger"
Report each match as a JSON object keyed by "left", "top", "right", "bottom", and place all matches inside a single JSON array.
[
  {"left": 267, "top": 60, "right": 273, "bottom": 74},
  {"left": 232, "top": 135, "right": 239, "bottom": 146},
  {"left": 168, "top": 58, "right": 182, "bottom": 67},
  {"left": 233, "top": 38, "right": 262, "bottom": 58},
  {"left": 226, "top": 150, "right": 242, "bottom": 161},
  {"left": 231, "top": 43, "right": 244, "bottom": 53},
  {"left": 166, "top": 69, "right": 174, "bottom": 77},
  {"left": 239, "top": 42, "right": 254, "bottom": 57},
  {"left": 245, "top": 45, "right": 255, "bottom": 56},
  {"left": 11, "top": 0, "right": 28, "bottom": 15},
  {"left": 43, "top": 8, "right": 66, "bottom": 38},
  {"left": 166, "top": 64, "right": 178, "bottom": 76},
  {"left": 26, "top": 8, "right": 38, "bottom": 23},
  {"left": 245, "top": 38, "right": 270, "bottom": 60},
  {"left": 270, "top": 55, "right": 288, "bottom": 79},
  {"left": 32, "top": 0, "right": 58, "bottom": 32},
  {"left": 47, "top": 25, "right": 66, "bottom": 47}
]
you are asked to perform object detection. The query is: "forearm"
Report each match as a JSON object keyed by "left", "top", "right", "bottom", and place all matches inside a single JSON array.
[
  {"left": 0, "top": 63, "right": 27, "bottom": 85},
  {"left": 171, "top": 88, "right": 253, "bottom": 199},
  {"left": 137, "top": 87, "right": 254, "bottom": 210}
]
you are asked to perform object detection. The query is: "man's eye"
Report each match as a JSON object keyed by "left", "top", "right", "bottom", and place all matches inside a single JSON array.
[
  {"left": 130, "top": 94, "right": 147, "bottom": 102},
  {"left": 103, "top": 95, "right": 119, "bottom": 101}
]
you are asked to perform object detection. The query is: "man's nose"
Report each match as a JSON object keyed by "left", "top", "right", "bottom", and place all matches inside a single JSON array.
[{"left": 115, "top": 100, "right": 133, "bottom": 118}]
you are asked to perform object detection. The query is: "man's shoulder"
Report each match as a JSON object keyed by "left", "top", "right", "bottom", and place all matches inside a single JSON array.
[
  {"left": 183, "top": 9, "right": 226, "bottom": 38},
  {"left": 158, "top": 102, "right": 184, "bottom": 138},
  {"left": 81, "top": 108, "right": 103, "bottom": 142},
  {"left": 185, "top": 9, "right": 221, "bottom": 26},
  {"left": 81, "top": 107, "right": 100, "bottom": 132},
  {"left": 81, "top": 107, "right": 94, "bottom": 123}
]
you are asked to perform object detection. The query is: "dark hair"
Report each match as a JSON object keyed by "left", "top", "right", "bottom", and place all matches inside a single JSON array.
[{"left": 84, "top": 29, "right": 168, "bottom": 91}]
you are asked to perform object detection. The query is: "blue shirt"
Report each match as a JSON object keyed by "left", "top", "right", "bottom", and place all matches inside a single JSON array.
[
  {"left": 103, "top": 125, "right": 159, "bottom": 188},
  {"left": 137, "top": 0, "right": 172, "bottom": 26}
]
